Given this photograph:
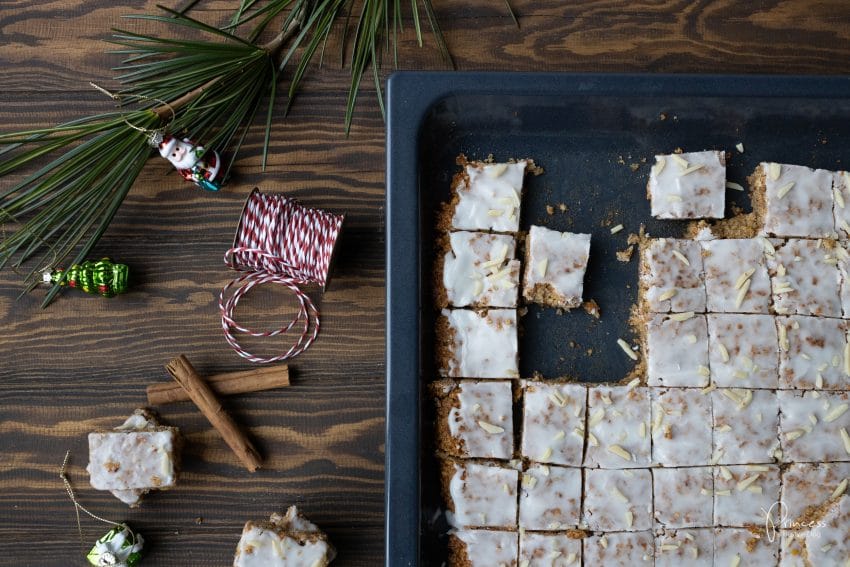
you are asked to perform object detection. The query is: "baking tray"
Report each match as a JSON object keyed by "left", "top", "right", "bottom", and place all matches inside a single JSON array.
[{"left": 385, "top": 71, "right": 850, "bottom": 566}]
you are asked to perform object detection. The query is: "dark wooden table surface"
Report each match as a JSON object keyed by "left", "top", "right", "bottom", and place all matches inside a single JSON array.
[{"left": 1, "top": 1, "right": 849, "bottom": 565}]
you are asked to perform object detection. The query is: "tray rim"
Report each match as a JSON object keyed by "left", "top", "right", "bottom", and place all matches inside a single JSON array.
[{"left": 383, "top": 70, "right": 850, "bottom": 567}]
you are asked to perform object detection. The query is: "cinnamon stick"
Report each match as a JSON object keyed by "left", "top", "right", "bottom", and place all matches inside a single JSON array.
[
  {"left": 165, "top": 355, "right": 263, "bottom": 472},
  {"left": 147, "top": 365, "right": 289, "bottom": 405}
]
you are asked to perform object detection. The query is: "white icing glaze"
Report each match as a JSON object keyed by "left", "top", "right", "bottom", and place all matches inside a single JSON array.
[
  {"left": 780, "top": 530, "right": 807, "bottom": 567},
  {"left": 519, "top": 463, "right": 581, "bottom": 530},
  {"left": 761, "top": 162, "right": 835, "bottom": 238},
  {"left": 654, "top": 528, "right": 713, "bottom": 567},
  {"left": 781, "top": 462, "right": 850, "bottom": 525},
  {"left": 649, "top": 150, "right": 726, "bottom": 219},
  {"left": 652, "top": 467, "right": 714, "bottom": 528},
  {"left": 707, "top": 314, "right": 779, "bottom": 388},
  {"left": 88, "top": 428, "right": 176, "bottom": 491},
  {"left": 583, "top": 531, "right": 654, "bottom": 564},
  {"left": 767, "top": 238, "right": 842, "bottom": 317},
  {"left": 451, "top": 161, "right": 527, "bottom": 232},
  {"left": 712, "top": 388, "right": 780, "bottom": 465},
  {"left": 441, "top": 309, "right": 518, "bottom": 378},
  {"left": 651, "top": 388, "right": 712, "bottom": 466},
  {"left": 447, "top": 380, "right": 514, "bottom": 459},
  {"left": 448, "top": 461, "right": 518, "bottom": 528},
  {"left": 714, "top": 528, "right": 779, "bottom": 566},
  {"left": 713, "top": 464, "right": 781, "bottom": 527},
  {"left": 583, "top": 468, "right": 653, "bottom": 531},
  {"left": 834, "top": 171, "right": 850, "bottom": 239},
  {"left": 522, "top": 225, "right": 590, "bottom": 308},
  {"left": 520, "top": 382, "right": 586, "bottom": 466},
  {"left": 519, "top": 532, "right": 581, "bottom": 567},
  {"left": 233, "top": 524, "right": 333, "bottom": 567},
  {"left": 836, "top": 241, "right": 850, "bottom": 318},
  {"left": 585, "top": 387, "right": 651, "bottom": 468},
  {"left": 778, "top": 315, "right": 849, "bottom": 390},
  {"left": 702, "top": 239, "right": 772, "bottom": 313},
  {"left": 443, "top": 231, "right": 520, "bottom": 308},
  {"left": 453, "top": 529, "right": 518, "bottom": 567},
  {"left": 802, "top": 495, "right": 850, "bottom": 566},
  {"left": 646, "top": 314, "right": 710, "bottom": 387},
  {"left": 641, "top": 238, "right": 706, "bottom": 313},
  {"left": 778, "top": 390, "right": 850, "bottom": 463}
]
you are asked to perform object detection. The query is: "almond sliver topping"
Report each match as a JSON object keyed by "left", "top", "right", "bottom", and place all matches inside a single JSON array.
[
  {"left": 607, "top": 444, "right": 633, "bottom": 461},
  {"left": 671, "top": 154, "right": 689, "bottom": 169},
  {"left": 768, "top": 163, "right": 781, "bottom": 181},
  {"left": 486, "top": 163, "right": 508, "bottom": 178},
  {"left": 672, "top": 249, "right": 691, "bottom": 266},
  {"left": 478, "top": 421, "right": 505, "bottom": 434}
]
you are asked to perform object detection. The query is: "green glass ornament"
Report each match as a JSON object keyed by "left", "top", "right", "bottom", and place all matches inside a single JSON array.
[
  {"left": 87, "top": 524, "right": 144, "bottom": 566},
  {"left": 44, "top": 258, "right": 129, "bottom": 297}
]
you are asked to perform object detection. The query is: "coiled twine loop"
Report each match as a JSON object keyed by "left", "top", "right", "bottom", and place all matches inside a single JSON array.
[{"left": 220, "top": 188, "right": 344, "bottom": 363}]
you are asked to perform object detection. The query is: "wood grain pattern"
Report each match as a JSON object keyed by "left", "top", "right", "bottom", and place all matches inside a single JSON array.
[{"left": 1, "top": 1, "right": 849, "bottom": 565}]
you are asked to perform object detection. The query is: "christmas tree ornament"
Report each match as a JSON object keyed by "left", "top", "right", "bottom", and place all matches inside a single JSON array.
[
  {"left": 60, "top": 451, "right": 145, "bottom": 567},
  {"left": 44, "top": 258, "right": 129, "bottom": 297},
  {"left": 87, "top": 524, "right": 145, "bottom": 567},
  {"left": 220, "top": 188, "right": 344, "bottom": 363},
  {"left": 150, "top": 132, "right": 222, "bottom": 192}
]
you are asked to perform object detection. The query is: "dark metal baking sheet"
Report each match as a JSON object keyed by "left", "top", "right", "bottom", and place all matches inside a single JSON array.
[{"left": 385, "top": 71, "right": 850, "bottom": 566}]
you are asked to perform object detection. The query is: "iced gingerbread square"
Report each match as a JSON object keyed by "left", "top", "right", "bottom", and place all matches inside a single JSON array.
[
  {"left": 583, "top": 531, "right": 654, "bottom": 565},
  {"left": 233, "top": 506, "right": 336, "bottom": 567},
  {"left": 583, "top": 468, "right": 653, "bottom": 531},
  {"left": 440, "top": 460, "right": 519, "bottom": 529},
  {"left": 519, "top": 532, "right": 581, "bottom": 567},
  {"left": 751, "top": 162, "right": 835, "bottom": 238},
  {"left": 437, "top": 309, "right": 518, "bottom": 379},
  {"left": 522, "top": 225, "right": 591, "bottom": 309},
  {"left": 702, "top": 239, "right": 772, "bottom": 313},
  {"left": 778, "top": 390, "right": 850, "bottom": 463},
  {"left": 448, "top": 529, "right": 518, "bottom": 567},
  {"left": 712, "top": 388, "right": 780, "bottom": 465},
  {"left": 791, "top": 495, "right": 850, "bottom": 567},
  {"left": 639, "top": 238, "right": 706, "bottom": 313},
  {"left": 707, "top": 314, "right": 779, "bottom": 388},
  {"left": 652, "top": 467, "right": 714, "bottom": 529},
  {"left": 767, "top": 238, "right": 842, "bottom": 317},
  {"left": 780, "top": 462, "right": 850, "bottom": 526},
  {"left": 713, "top": 464, "right": 781, "bottom": 527},
  {"left": 519, "top": 464, "right": 581, "bottom": 530},
  {"left": 777, "top": 315, "right": 850, "bottom": 390},
  {"left": 714, "top": 528, "right": 778, "bottom": 566},
  {"left": 520, "top": 382, "right": 586, "bottom": 466},
  {"left": 651, "top": 388, "right": 713, "bottom": 467},
  {"left": 431, "top": 379, "right": 514, "bottom": 459},
  {"left": 584, "top": 386, "right": 651, "bottom": 469},
  {"left": 446, "top": 160, "right": 528, "bottom": 233},
  {"left": 645, "top": 313, "right": 710, "bottom": 388},
  {"left": 654, "top": 529, "right": 713, "bottom": 567},
  {"left": 438, "top": 231, "right": 520, "bottom": 308},
  {"left": 648, "top": 150, "right": 726, "bottom": 219}
]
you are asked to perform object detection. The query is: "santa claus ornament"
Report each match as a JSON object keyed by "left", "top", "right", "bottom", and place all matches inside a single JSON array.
[{"left": 150, "top": 132, "right": 222, "bottom": 191}]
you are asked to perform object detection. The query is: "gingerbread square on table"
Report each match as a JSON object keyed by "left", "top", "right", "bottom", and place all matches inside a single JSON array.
[
  {"left": 778, "top": 390, "right": 850, "bottom": 463},
  {"left": 518, "top": 463, "right": 581, "bottom": 530},
  {"left": 652, "top": 467, "right": 714, "bottom": 529},
  {"left": 438, "top": 231, "right": 520, "bottom": 308},
  {"left": 448, "top": 160, "right": 527, "bottom": 233},
  {"left": 645, "top": 313, "right": 710, "bottom": 387},
  {"left": 767, "top": 238, "right": 842, "bottom": 317},
  {"left": 584, "top": 386, "right": 651, "bottom": 468},
  {"left": 713, "top": 464, "right": 781, "bottom": 527},
  {"left": 583, "top": 468, "right": 653, "bottom": 531},
  {"left": 437, "top": 308, "right": 518, "bottom": 379},
  {"left": 639, "top": 238, "right": 707, "bottom": 313},
  {"left": 583, "top": 531, "right": 654, "bottom": 565},
  {"left": 651, "top": 388, "right": 713, "bottom": 467},
  {"left": 707, "top": 314, "right": 779, "bottom": 389},
  {"left": 440, "top": 460, "right": 518, "bottom": 529},
  {"left": 752, "top": 162, "right": 835, "bottom": 238},
  {"left": 522, "top": 225, "right": 591, "bottom": 309},
  {"left": 648, "top": 150, "right": 726, "bottom": 219},
  {"left": 519, "top": 532, "right": 580, "bottom": 567},
  {"left": 654, "top": 528, "right": 713, "bottom": 567},
  {"left": 520, "top": 382, "right": 586, "bottom": 466},
  {"left": 780, "top": 462, "right": 850, "bottom": 526},
  {"left": 431, "top": 379, "right": 514, "bottom": 460},
  {"left": 777, "top": 315, "right": 849, "bottom": 390},
  {"left": 448, "top": 529, "right": 518, "bottom": 567},
  {"left": 702, "top": 238, "right": 772, "bottom": 313},
  {"left": 712, "top": 388, "right": 780, "bottom": 465}
]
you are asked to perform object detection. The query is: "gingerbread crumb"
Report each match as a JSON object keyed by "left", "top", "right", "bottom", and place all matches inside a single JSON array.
[
  {"left": 616, "top": 245, "right": 635, "bottom": 262},
  {"left": 583, "top": 299, "right": 601, "bottom": 319}
]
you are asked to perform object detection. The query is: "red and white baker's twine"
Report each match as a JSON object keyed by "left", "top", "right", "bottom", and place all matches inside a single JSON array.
[{"left": 220, "top": 188, "right": 344, "bottom": 363}]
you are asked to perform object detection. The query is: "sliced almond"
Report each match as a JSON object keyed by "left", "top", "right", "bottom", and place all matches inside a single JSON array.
[
  {"left": 836, "top": 187, "right": 846, "bottom": 209},
  {"left": 617, "top": 339, "right": 639, "bottom": 361},
  {"left": 652, "top": 156, "right": 667, "bottom": 176},
  {"left": 776, "top": 181, "right": 795, "bottom": 199},
  {"left": 672, "top": 249, "right": 691, "bottom": 266},
  {"left": 610, "top": 224, "right": 624, "bottom": 234},
  {"left": 659, "top": 288, "right": 678, "bottom": 301},
  {"left": 825, "top": 403, "right": 849, "bottom": 423},
  {"left": 671, "top": 154, "right": 689, "bottom": 169},
  {"left": 607, "top": 444, "right": 633, "bottom": 461},
  {"left": 486, "top": 163, "right": 508, "bottom": 178},
  {"left": 736, "top": 474, "right": 760, "bottom": 492},
  {"left": 718, "top": 343, "right": 730, "bottom": 363},
  {"left": 735, "top": 279, "right": 751, "bottom": 309},
  {"left": 487, "top": 209, "right": 504, "bottom": 217},
  {"left": 841, "top": 428, "right": 850, "bottom": 455},
  {"left": 679, "top": 163, "right": 705, "bottom": 176},
  {"left": 670, "top": 311, "right": 695, "bottom": 321},
  {"left": 478, "top": 420, "right": 505, "bottom": 434},
  {"left": 536, "top": 258, "right": 548, "bottom": 278},
  {"left": 726, "top": 181, "right": 745, "bottom": 191},
  {"left": 768, "top": 162, "right": 781, "bottom": 181},
  {"left": 831, "top": 478, "right": 848, "bottom": 499}
]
